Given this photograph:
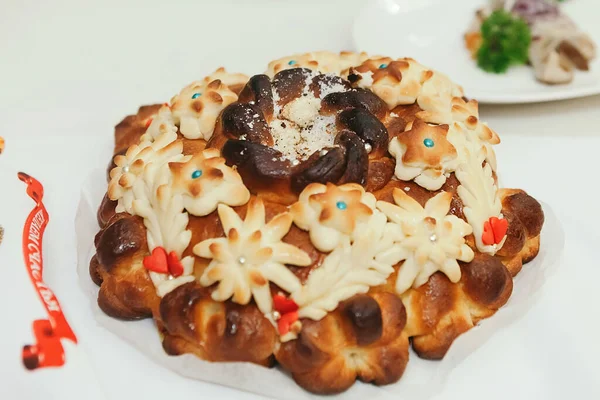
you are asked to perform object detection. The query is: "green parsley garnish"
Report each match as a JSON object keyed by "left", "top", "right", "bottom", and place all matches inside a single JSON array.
[{"left": 476, "top": 10, "right": 532, "bottom": 74}]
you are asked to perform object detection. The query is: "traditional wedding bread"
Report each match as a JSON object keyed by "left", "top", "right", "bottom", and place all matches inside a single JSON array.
[{"left": 90, "top": 51, "right": 545, "bottom": 394}]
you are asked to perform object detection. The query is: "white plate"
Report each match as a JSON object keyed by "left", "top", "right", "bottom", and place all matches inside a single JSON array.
[{"left": 352, "top": 0, "right": 600, "bottom": 104}]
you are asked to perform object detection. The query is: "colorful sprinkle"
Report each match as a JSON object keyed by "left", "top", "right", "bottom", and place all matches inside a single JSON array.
[
  {"left": 191, "top": 170, "right": 203, "bottom": 179},
  {"left": 423, "top": 138, "right": 434, "bottom": 148},
  {"left": 145, "top": 118, "right": 153, "bottom": 128},
  {"left": 336, "top": 201, "right": 347, "bottom": 210},
  {"left": 379, "top": 63, "right": 388, "bottom": 69},
  {"left": 288, "top": 60, "right": 297, "bottom": 65},
  {"left": 191, "top": 92, "right": 202, "bottom": 99}
]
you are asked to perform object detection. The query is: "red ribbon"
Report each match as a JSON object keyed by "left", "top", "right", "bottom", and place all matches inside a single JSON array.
[{"left": 18, "top": 172, "right": 77, "bottom": 370}]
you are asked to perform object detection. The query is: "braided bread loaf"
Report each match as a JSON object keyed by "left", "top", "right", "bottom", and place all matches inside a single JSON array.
[{"left": 90, "top": 51, "right": 544, "bottom": 394}]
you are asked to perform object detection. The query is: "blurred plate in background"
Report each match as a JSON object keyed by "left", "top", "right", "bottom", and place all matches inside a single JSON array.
[{"left": 352, "top": 0, "right": 600, "bottom": 104}]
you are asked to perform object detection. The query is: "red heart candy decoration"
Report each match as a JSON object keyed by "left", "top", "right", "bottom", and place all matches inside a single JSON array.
[
  {"left": 277, "top": 311, "right": 299, "bottom": 336},
  {"left": 482, "top": 220, "right": 494, "bottom": 245},
  {"left": 143, "top": 247, "right": 168, "bottom": 274},
  {"left": 273, "top": 294, "right": 299, "bottom": 315},
  {"left": 167, "top": 251, "right": 184, "bottom": 277},
  {"left": 490, "top": 217, "right": 508, "bottom": 244}
]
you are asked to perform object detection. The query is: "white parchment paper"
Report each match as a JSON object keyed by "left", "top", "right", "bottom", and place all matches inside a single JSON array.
[{"left": 75, "top": 168, "right": 565, "bottom": 400}]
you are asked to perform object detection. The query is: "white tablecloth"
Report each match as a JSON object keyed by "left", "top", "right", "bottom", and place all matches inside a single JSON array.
[{"left": 1, "top": 0, "right": 599, "bottom": 398}]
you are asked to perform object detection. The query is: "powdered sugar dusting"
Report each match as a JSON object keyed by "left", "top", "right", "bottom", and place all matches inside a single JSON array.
[
  {"left": 281, "top": 96, "right": 320, "bottom": 128},
  {"left": 318, "top": 73, "right": 348, "bottom": 98},
  {"left": 356, "top": 70, "right": 374, "bottom": 88},
  {"left": 269, "top": 114, "right": 336, "bottom": 162},
  {"left": 272, "top": 88, "right": 282, "bottom": 116},
  {"left": 303, "top": 71, "right": 316, "bottom": 96},
  {"left": 266, "top": 69, "right": 350, "bottom": 162}
]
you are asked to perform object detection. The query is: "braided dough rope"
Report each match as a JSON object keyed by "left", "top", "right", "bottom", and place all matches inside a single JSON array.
[{"left": 89, "top": 54, "right": 545, "bottom": 394}]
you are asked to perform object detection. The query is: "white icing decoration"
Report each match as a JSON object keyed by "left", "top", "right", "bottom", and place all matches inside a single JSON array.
[
  {"left": 194, "top": 198, "right": 311, "bottom": 315},
  {"left": 348, "top": 58, "right": 464, "bottom": 110},
  {"left": 376, "top": 189, "right": 474, "bottom": 294},
  {"left": 169, "top": 148, "right": 250, "bottom": 216},
  {"left": 290, "top": 183, "right": 376, "bottom": 252},
  {"left": 447, "top": 123, "right": 505, "bottom": 254},
  {"left": 132, "top": 175, "right": 196, "bottom": 297},
  {"left": 287, "top": 211, "right": 401, "bottom": 340},
  {"left": 388, "top": 121, "right": 459, "bottom": 191},
  {"left": 354, "top": 55, "right": 503, "bottom": 253},
  {"left": 141, "top": 105, "right": 177, "bottom": 142},
  {"left": 277, "top": 184, "right": 476, "bottom": 341},
  {"left": 265, "top": 51, "right": 369, "bottom": 77},
  {"left": 415, "top": 71, "right": 464, "bottom": 124},
  {"left": 170, "top": 75, "right": 239, "bottom": 140},
  {"left": 108, "top": 128, "right": 196, "bottom": 296},
  {"left": 108, "top": 111, "right": 252, "bottom": 296},
  {"left": 109, "top": 128, "right": 182, "bottom": 215}
]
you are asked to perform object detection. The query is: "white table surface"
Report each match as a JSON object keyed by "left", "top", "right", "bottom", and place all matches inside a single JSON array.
[{"left": 2, "top": 0, "right": 600, "bottom": 399}]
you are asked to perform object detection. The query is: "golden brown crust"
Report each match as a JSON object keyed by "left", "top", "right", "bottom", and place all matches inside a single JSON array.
[
  {"left": 520, "top": 234, "right": 541, "bottom": 264},
  {"left": 97, "top": 194, "right": 117, "bottom": 228},
  {"left": 404, "top": 254, "right": 513, "bottom": 360},
  {"left": 276, "top": 292, "right": 408, "bottom": 394},
  {"left": 365, "top": 157, "right": 395, "bottom": 192},
  {"left": 159, "top": 282, "right": 277, "bottom": 365},
  {"left": 495, "top": 211, "right": 526, "bottom": 259},
  {"left": 114, "top": 104, "right": 162, "bottom": 155},
  {"left": 460, "top": 254, "right": 513, "bottom": 309},
  {"left": 501, "top": 190, "right": 545, "bottom": 238},
  {"left": 92, "top": 213, "right": 158, "bottom": 319}
]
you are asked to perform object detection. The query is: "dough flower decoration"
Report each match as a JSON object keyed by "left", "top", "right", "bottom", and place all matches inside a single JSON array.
[
  {"left": 194, "top": 197, "right": 312, "bottom": 316},
  {"left": 451, "top": 98, "right": 499, "bottom": 144},
  {"left": 170, "top": 73, "right": 241, "bottom": 141},
  {"left": 415, "top": 71, "right": 465, "bottom": 124},
  {"left": 108, "top": 131, "right": 184, "bottom": 214},
  {"left": 265, "top": 51, "right": 369, "bottom": 77},
  {"left": 345, "top": 57, "right": 464, "bottom": 125},
  {"left": 448, "top": 98, "right": 500, "bottom": 170},
  {"left": 287, "top": 211, "right": 402, "bottom": 341},
  {"left": 140, "top": 104, "right": 178, "bottom": 142},
  {"left": 290, "top": 182, "right": 376, "bottom": 252},
  {"left": 346, "top": 57, "right": 429, "bottom": 108},
  {"left": 168, "top": 148, "right": 250, "bottom": 217},
  {"left": 376, "top": 189, "right": 474, "bottom": 295},
  {"left": 203, "top": 67, "right": 249, "bottom": 95},
  {"left": 388, "top": 120, "right": 459, "bottom": 191}
]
